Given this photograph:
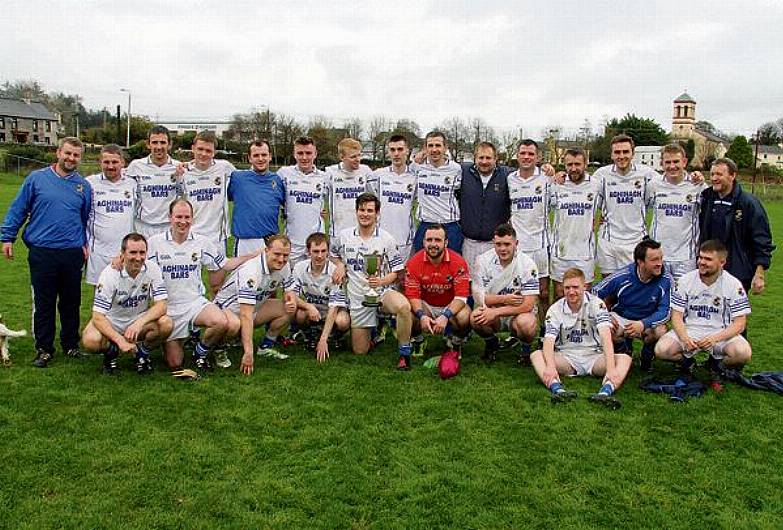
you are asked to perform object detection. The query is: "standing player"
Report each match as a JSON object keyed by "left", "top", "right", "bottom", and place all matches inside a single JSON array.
[
  {"left": 405, "top": 224, "right": 472, "bottom": 356},
  {"left": 471, "top": 224, "right": 539, "bottom": 363},
  {"left": 289, "top": 233, "right": 350, "bottom": 360},
  {"left": 85, "top": 144, "right": 136, "bottom": 286},
  {"left": 278, "top": 137, "right": 328, "bottom": 265},
  {"left": 655, "top": 239, "right": 752, "bottom": 374},
  {"left": 594, "top": 134, "right": 660, "bottom": 277},
  {"left": 147, "top": 199, "right": 257, "bottom": 372},
  {"left": 412, "top": 131, "right": 463, "bottom": 253},
  {"left": 549, "top": 148, "right": 601, "bottom": 296},
  {"left": 228, "top": 140, "right": 285, "bottom": 256},
  {"left": 325, "top": 138, "right": 376, "bottom": 238},
  {"left": 530, "top": 268, "right": 631, "bottom": 408},
  {"left": 507, "top": 139, "right": 551, "bottom": 325},
  {"left": 371, "top": 135, "right": 418, "bottom": 260},
  {"left": 126, "top": 126, "right": 181, "bottom": 238},
  {"left": 82, "top": 233, "right": 172, "bottom": 374},
  {"left": 330, "top": 193, "right": 413, "bottom": 369},
  {"left": 647, "top": 143, "right": 705, "bottom": 280}
]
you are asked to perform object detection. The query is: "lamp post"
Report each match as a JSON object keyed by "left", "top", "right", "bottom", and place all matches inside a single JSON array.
[{"left": 120, "top": 88, "right": 131, "bottom": 147}]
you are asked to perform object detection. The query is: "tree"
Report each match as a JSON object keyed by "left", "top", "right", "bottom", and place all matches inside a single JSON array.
[
  {"left": 0, "top": 79, "right": 47, "bottom": 100},
  {"left": 307, "top": 115, "right": 340, "bottom": 165},
  {"left": 391, "top": 118, "right": 422, "bottom": 149},
  {"left": 605, "top": 114, "right": 669, "bottom": 146},
  {"left": 367, "top": 115, "right": 391, "bottom": 163},
  {"left": 438, "top": 117, "right": 470, "bottom": 161},
  {"left": 274, "top": 113, "right": 305, "bottom": 165},
  {"left": 344, "top": 117, "right": 364, "bottom": 141},
  {"left": 725, "top": 135, "right": 754, "bottom": 169},
  {"left": 757, "top": 122, "right": 782, "bottom": 145},
  {"left": 684, "top": 138, "right": 696, "bottom": 163},
  {"left": 498, "top": 130, "right": 520, "bottom": 164},
  {"left": 468, "top": 117, "right": 496, "bottom": 150}
]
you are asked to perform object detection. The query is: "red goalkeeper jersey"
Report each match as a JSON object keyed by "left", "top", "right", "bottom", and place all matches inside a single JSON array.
[{"left": 404, "top": 249, "right": 470, "bottom": 307}]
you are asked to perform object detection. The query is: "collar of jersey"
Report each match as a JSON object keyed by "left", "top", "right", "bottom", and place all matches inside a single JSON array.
[
  {"left": 165, "top": 229, "right": 194, "bottom": 242},
  {"left": 119, "top": 262, "right": 149, "bottom": 279}
]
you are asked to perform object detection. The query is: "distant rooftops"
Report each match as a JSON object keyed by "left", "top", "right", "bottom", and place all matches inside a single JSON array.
[{"left": 0, "top": 97, "right": 58, "bottom": 121}]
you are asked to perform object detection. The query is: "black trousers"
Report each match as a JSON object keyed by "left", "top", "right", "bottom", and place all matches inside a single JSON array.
[{"left": 28, "top": 246, "right": 84, "bottom": 353}]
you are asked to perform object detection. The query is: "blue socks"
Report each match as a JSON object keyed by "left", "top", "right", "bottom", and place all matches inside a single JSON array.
[
  {"left": 399, "top": 343, "right": 412, "bottom": 358},
  {"left": 549, "top": 381, "right": 564, "bottom": 394},
  {"left": 598, "top": 382, "right": 616, "bottom": 396},
  {"left": 260, "top": 335, "right": 277, "bottom": 349}
]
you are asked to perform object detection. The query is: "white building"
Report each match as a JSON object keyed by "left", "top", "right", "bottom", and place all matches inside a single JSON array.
[
  {"left": 156, "top": 120, "right": 233, "bottom": 138},
  {"left": 633, "top": 146, "right": 662, "bottom": 171}
]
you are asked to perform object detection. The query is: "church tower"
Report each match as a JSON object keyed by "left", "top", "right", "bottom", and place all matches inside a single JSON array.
[{"left": 672, "top": 92, "right": 696, "bottom": 138}]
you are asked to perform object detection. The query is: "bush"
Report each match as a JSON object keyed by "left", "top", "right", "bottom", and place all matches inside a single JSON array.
[{"left": 5, "top": 144, "right": 56, "bottom": 163}]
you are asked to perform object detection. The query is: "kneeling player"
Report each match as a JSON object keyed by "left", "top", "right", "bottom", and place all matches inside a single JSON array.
[
  {"left": 654, "top": 239, "right": 752, "bottom": 374},
  {"left": 290, "top": 233, "right": 350, "bottom": 362},
  {"left": 530, "top": 268, "right": 632, "bottom": 408},
  {"left": 471, "top": 223, "right": 539, "bottom": 363},
  {"left": 82, "top": 233, "right": 172, "bottom": 374},
  {"left": 214, "top": 234, "right": 297, "bottom": 373}
]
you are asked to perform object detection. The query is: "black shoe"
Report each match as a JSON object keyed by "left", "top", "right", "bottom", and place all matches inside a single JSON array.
[
  {"left": 64, "top": 348, "right": 86, "bottom": 359},
  {"left": 588, "top": 392, "right": 622, "bottom": 410},
  {"left": 550, "top": 389, "right": 577, "bottom": 404},
  {"left": 136, "top": 357, "right": 153, "bottom": 375},
  {"left": 193, "top": 355, "right": 213, "bottom": 372},
  {"left": 482, "top": 338, "right": 499, "bottom": 363},
  {"left": 640, "top": 348, "right": 654, "bottom": 373},
  {"left": 32, "top": 349, "right": 53, "bottom": 368},
  {"left": 102, "top": 357, "right": 119, "bottom": 375},
  {"left": 517, "top": 343, "right": 532, "bottom": 366}
]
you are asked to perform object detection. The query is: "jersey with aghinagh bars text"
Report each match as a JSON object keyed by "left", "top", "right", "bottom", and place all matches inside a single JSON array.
[
  {"left": 508, "top": 168, "right": 550, "bottom": 251},
  {"left": 92, "top": 261, "right": 167, "bottom": 327},
  {"left": 182, "top": 160, "right": 235, "bottom": 243},
  {"left": 278, "top": 165, "right": 327, "bottom": 246},
  {"left": 648, "top": 176, "right": 705, "bottom": 261},
  {"left": 549, "top": 177, "right": 601, "bottom": 260},
  {"left": 371, "top": 166, "right": 417, "bottom": 247},
  {"left": 411, "top": 160, "right": 462, "bottom": 223},
  {"left": 325, "top": 163, "right": 376, "bottom": 237},
  {"left": 670, "top": 269, "right": 751, "bottom": 333},
  {"left": 86, "top": 173, "right": 137, "bottom": 256},
  {"left": 594, "top": 163, "right": 659, "bottom": 243},
  {"left": 214, "top": 253, "right": 292, "bottom": 312},
  {"left": 290, "top": 260, "right": 348, "bottom": 316},
  {"left": 544, "top": 292, "right": 612, "bottom": 354},
  {"left": 473, "top": 249, "right": 540, "bottom": 298},
  {"left": 126, "top": 156, "right": 182, "bottom": 226}
]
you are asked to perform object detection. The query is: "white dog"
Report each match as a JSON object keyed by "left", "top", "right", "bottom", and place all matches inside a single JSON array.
[{"left": 0, "top": 315, "right": 27, "bottom": 366}]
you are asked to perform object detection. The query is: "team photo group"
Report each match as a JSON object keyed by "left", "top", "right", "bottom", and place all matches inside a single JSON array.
[{"left": 0, "top": 125, "right": 774, "bottom": 407}]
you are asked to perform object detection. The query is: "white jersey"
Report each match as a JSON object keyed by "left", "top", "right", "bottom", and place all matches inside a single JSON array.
[
  {"left": 214, "top": 253, "right": 292, "bottom": 312},
  {"left": 549, "top": 176, "right": 602, "bottom": 260},
  {"left": 507, "top": 168, "right": 550, "bottom": 251},
  {"left": 146, "top": 230, "right": 225, "bottom": 306},
  {"left": 290, "top": 259, "right": 348, "bottom": 315},
  {"left": 330, "top": 226, "right": 404, "bottom": 305},
  {"left": 594, "top": 163, "right": 659, "bottom": 243},
  {"left": 126, "top": 155, "right": 182, "bottom": 227},
  {"left": 670, "top": 269, "right": 751, "bottom": 333},
  {"left": 325, "top": 163, "right": 376, "bottom": 237},
  {"left": 473, "top": 249, "right": 540, "bottom": 301},
  {"left": 86, "top": 173, "right": 137, "bottom": 256},
  {"left": 412, "top": 160, "right": 462, "bottom": 223},
  {"left": 648, "top": 176, "right": 705, "bottom": 261},
  {"left": 544, "top": 292, "right": 612, "bottom": 354},
  {"left": 92, "top": 261, "right": 167, "bottom": 327},
  {"left": 372, "top": 165, "right": 417, "bottom": 248},
  {"left": 182, "top": 159, "right": 235, "bottom": 243},
  {"left": 278, "top": 165, "right": 327, "bottom": 245}
]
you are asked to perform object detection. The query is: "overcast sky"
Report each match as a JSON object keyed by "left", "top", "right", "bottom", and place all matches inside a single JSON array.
[{"left": 4, "top": 0, "right": 782, "bottom": 138}]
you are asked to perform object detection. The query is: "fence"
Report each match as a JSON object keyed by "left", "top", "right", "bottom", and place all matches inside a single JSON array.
[{"left": 0, "top": 154, "right": 100, "bottom": 177}]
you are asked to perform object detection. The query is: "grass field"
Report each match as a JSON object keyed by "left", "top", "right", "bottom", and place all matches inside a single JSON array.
[{"left": 0, "top": 170, "right": 782, "bottom": 529}]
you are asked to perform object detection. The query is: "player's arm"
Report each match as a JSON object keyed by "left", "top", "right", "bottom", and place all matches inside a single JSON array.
[
  {"left": 316, "top": 306, "right": 340, "bottom": 363},
  {"left": 670, "top": 309, "right": 696, "bottom": 351},
  {"left": 540, "top": 336, "right": 559, "bottom": 386},
  {"left": 91, "top": 311, "right": 135, "bottom": 353},
  {"left": 1, "top": 175, "right": 36, "bottom": 259},
  {"left": 238, "top": 302, "right": 256, "bottom": 375},
  {"left": 124, "top": 299, "right": 168, "bottom": 342},
  {"left": 699, "top": 315, "right": 746, "bottom": 348},
  {"left": 491, "top": 294, "right": 536, "bottom": 317}
]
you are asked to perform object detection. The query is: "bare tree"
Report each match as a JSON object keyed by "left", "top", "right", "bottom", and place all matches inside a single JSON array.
[
  {"left": 438, "top": 116, "right": 470, "bottom": 161},
  {"left": 274, "top": 113, "right": 305, "bottom": 165},
  {"left": 368, "top": 115, "right": 391, "bottom": 163},
  {"left": 345, "top": 117, "right": 364, "bottom": 141}
]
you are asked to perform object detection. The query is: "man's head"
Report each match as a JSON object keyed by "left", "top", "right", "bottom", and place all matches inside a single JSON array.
[
  {"left": 610, "top": 134, "right": 635, "bottom": 172},
  {"left": 516, "top": 139, "right": 539, "bottom": 172},
  {"left": 293, "top": 136, "right": 317, "bottom": 172},
  {"left": 423, "top": 224, "right": 447, "bottom": 261},
  {"left": 305, "top": 232, "right": 329, "bottom": 268},
  {"left": 474, "top": 141, "right": 497, "bottom": 175},
  {"left": 248, "top": 140, "right": 272, "bottom": 173},
  {"left": 387, "top": 134, "right": 409, "bottom": 167},
  {"left": 661, "top": 143, "right": 687, "bottom": 180},
  {"left": 355, "top": 192, "right": 380, "bottom": 228},
  {"left": 634, "top": 238, "right": 664, "bottom": 279},
  {"left": 492, "top": 223, "right": 518, "bottom": 264},
  {"left": 698, "top": 239, "right": 728, "bottom": 278},
  {"left": 338, "top": 138, "right": 362, "bottom": 171},
  {"left": 563, "top": 148, "right": 587, "bottom": 183},
  {"left": 265, "top": 234, "right": 292, "bottom": 272},
  {"left": 56, "top": 137, "right": 83, "bottom": 174},
  {"left": 192, "top": 131, "right": 217, "bottom": 168},
  {"left": 710, "top": 157, "right": 738, "bottom": 196},
  {"left": 562, "top": 268, "right": 586, "bottom": 306},
  {"left": 120, "top": 232, "right": 148, "bottom": 276},
  {"left": 99, "top": 144, "right": 125, "bottom": 180},
  {"left": 147, "top": 126, "right": 171, "bottom": 165},
  {"left": 425, "top": 131, "right": 447, "bottom": 165},
  {"left": 168, "top": 198, "right": 194, "bottom": 238}
]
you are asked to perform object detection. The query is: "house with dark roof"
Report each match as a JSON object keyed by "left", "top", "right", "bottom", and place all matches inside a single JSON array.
[
  {"left": 0, "top": 97, "right": 60, "bottom": 145},
  {"left": 756, "top": 144, "right": 783, "bottom": 169}
]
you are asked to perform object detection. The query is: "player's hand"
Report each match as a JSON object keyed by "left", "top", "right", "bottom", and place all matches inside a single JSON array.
[
  {"left": 110, "top": 253, "right": 124, "bottom": 270},
  {"left": 82, "top": 245, "right": 89, "bottom": 260},
  {"left": 433, "top": 315, "right": 449, "bottom": 334},
  {"left": 367, "top": 275, "right": 382, "bottom": 289},
  {"left": 316, "top": 338, "right": 330, "bottom": 363},
  {"left": 307, "top": 306, "right": 321, "bottom": 322},
  {"left": 543, "top": 367, "right": 559, "bottom": 388},
  {"left": 690, "top": 171, "right": 704, "bottom": 185},
  {"left": 412, "top": 149, "right": 426, "bottom": 164},
  {"left": 2, "top": 242, "right": 13, "bottom": 260},
  {"left": 124, "top": 321, "right": 144, "bottom": 342},
  {"left": 541, "top": 163, "right": 555, "bottom": 177},
  {"left": 117, "top": 338, "right": 137, "bottom": 355},
  {"left": 240, "top": 352, "right": 254, "bottom": 375},
  {"left": 472, "top": 306, "right": 487, "bottom": 326},
  {"left": 751, "top": 273, "right": 765, "bottom": 294},
  {"left": 331, "top": 263, "right": 346, "bottom": 284},
  {"left": 695, "top": 335, "right": 716, "bottom": 350},
  {"left": 173, "top": 163, "right": 186, "bottom": 178},
  {"left": 624, "top": 321, "right": 645, "bottom": 338},
  {"left": 552, "top": 171, "right": 566, "bottom": 185},
  {"left": 610, "top": 315, "right": 620, "bottom": 335},
  {"left": 505, "top": 293, "right": 525, "bottom": 306},
  {"left": 681, "top": 334, "right": 698, "bottom": 353},
  {"left": 284, "top": 297, "right": 297, "bottom": 314},
  {"left": 421, "top": 315, "right": 434, "bottom": 334}
]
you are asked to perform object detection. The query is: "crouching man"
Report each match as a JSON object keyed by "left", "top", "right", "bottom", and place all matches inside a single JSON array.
[
  {"left": 82, "top": 233, "right": 172, "bottom": 374},
  {"left": 530, "top": 268, "right": 632, "bottom": 408},
  {"left": 654, "top": 239, "right": 752, "bottom": 375}
]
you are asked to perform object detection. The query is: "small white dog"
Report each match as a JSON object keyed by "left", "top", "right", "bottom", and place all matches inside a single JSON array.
[{"left": 0, "top": 314, "right": 27, "bottom": 366}]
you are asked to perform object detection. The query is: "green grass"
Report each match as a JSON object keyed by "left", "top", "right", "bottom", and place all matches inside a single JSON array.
[{"left": 1, "top": 171, "right": 782, "bottom": 529}]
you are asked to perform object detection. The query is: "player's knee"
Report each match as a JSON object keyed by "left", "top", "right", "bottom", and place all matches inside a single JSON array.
[
  {"left": 81, "top": 333, "right": 102, "bottom": 353},
  {"left": 158, "top": 315, "right": 173, "bottom": 336},
  {"left": 530, "top": 349, "right": 543, "bottom": 362},
  {"left": 335, "top": 312, "right": 350, "bottom": 331}
]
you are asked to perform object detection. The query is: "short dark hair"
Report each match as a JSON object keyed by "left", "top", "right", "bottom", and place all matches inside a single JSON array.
[
  {"left": 121, "top": 232, "right": 147, "bottom": 252},
  {"left": 194, "top": 130, "right": 217, "bottom": 147},
  {"left": 169, "top": 197, "right": 194, "bottom": 215},
  {"left": 564, "top": 147, "right": 587, "bottom": 162},
  {"left": 425, "top": 130, "right": 447, "bottom": 144},
  {"left": 493, "top": 223, "right": 516, "bottom": 239},
  {"left": 712, "top": 157, "right": 738, "bottom": 176},
  {"left": 388, "top": 134, "right": 408, "bottom": 145},
  {"left": 294, "top": 136, "right": 315, "bottom": 147},
  {"left": 475, "top": 141, "right": 497, "bottom": 156},
  {"left": 356, "top": 192, "right": 380, "bottom": 212},
  {"left": 249, "top": 139, "right": 271, "bottom": 153},
  {"left": 700, "top": 239, "right": 728, "bottom": 258},
  {"left": 306, "top": 232, "right": 328, "bottom": 249},
  {"left": 518, "top": 139, "right": 539, "bottom": 152},
  {"left": 100, "top": 143, "right": 125, "bottom": 160},
  {"left": 424, "top": 223, "right": 447, "bottom": 240},
  {"left": 611, "top": 133, "right": 635, "bottom": 149},
  {"left": 149, "top": 125, "right": 171, "bottom": 141},
  {"left": 634, "top": 237, "right": 662, "bottom": 263},
  {"left": 266, "top": 234, "right": 291, "bottom": 248}
]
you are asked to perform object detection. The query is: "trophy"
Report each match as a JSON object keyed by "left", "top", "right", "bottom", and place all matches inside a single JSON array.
[{"left": 361, "top": 251, "right": 382, "bottom": 307}]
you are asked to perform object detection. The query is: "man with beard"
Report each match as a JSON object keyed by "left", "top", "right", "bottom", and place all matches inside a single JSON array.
[{"left": 592, "top": 238, "right": 672, "bottom": 373}]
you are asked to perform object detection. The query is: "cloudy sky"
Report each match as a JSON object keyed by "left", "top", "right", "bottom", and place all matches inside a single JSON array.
[{"left": 4, "top": 0, "right": 782, "bottom": 138}]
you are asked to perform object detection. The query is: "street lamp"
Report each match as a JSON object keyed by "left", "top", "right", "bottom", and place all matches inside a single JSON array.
[{"left": 120, "top": 88, "right": 131, "bottom": 147}]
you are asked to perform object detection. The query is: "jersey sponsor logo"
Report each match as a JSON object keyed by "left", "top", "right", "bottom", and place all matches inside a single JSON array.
[
  {"left": 141, "top": 183, "right": 178, "bottom": 197},
  {"left": 656, "top": 202, "right": 692, "bottom": 217},
  {"left": 124, "top": 190, "right": 132, "bottom": 198},
  {"left": 512, "top": 195, "right": 544, "bottom": 210},
  {"left": 214, "top": 176, "right": 222, "bottom": 185},
  {"left": 189, "top": 187, "right": 222, "bottom": 202},
  {"left": 191, "top": 252, "right": 199, "bottom": 262},
  {"left": 119, "top": 293, "right": 149, "bottom": 308},
  {"left": 419, "top": 182, "right": 449, "bottom": 196},
  {"left": 608, "top": 189, "right": 643, "bottom": 204},
  {"left": 290, "top": 189, "right": 322, "bottom": 204},
  {"left": 161, "top": 263, "right": 199, "bottom": 278},
  {"left": 95, "top": 199, "right": 133, "bottom": 212},
  {"left": 381, "top": 189, "right": 413, "bottom": 204},
  {"left": 735, "top": 209, "right": 743, "bottom": 221},
  {"left": 689, "top": 302, "right": 720, "bottom": 319}
]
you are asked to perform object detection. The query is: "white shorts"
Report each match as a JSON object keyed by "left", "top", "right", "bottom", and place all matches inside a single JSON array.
[
  {"left": 596, "top": 238, "right": 636, "bottom": 276},
  {"left": 168, "top": 298, "right": 212, "bottom": 340},
  {"left": 661, "top": 329, "right": 748, "bottom": 359},
  {"left": 135, "top": 219, "right": 168, "bottom": 240},
  {"left": 234, "top": 238, "right": 266, "bottom": 257},
  {"left": 519, "top": 247, "right": 550, "bottom": 278},
  {"left": 396, "top": 243, "right": 413, "bottom": 263},
  {"left": 666, "top": 260, "right": 697, "bottom": 281},
  {"left": 86, "top": 252, "right": 112, "bottom": 285},
  {"left": 550, "top": 256, "right": 595, "bottom": 283},
  {"left": 560, "top": 349, "right": 602, "bottom": 376},
  {"left": 349, "top": 290, "right": 395, "bottom": 328},
  {"left": 461, "top": 238, "right": 494, "bottom": 275},
  {"left": 288, "top": 242, "right": 308, "bottom": 268}
]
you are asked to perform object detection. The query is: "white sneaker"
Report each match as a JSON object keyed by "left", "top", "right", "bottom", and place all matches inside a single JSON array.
[
  {"left": 214, "top": 350, "right": 232, "bottom": 369},
  {"left": 257, "top": 347, "right": 289, "bottom": 360}
]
